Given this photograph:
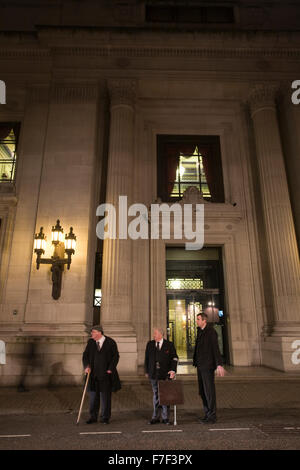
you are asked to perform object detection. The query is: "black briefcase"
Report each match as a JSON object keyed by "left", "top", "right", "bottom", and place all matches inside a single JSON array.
[{"left": 158, "top": 379, "right": 184, "bottom": 406}]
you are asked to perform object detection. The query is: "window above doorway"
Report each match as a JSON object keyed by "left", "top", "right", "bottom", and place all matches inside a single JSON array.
[
  {"left": 145, "top": 3, "right": 235, "bottom": 25},
  {"left": 0, "top": 123, "right": 20, "bottom": 184},
  {"left": 157, "top": 135, "right": 225, "bottom": 203}
]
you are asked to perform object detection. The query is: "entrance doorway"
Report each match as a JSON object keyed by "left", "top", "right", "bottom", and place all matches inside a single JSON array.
[{"left": 166, "top": 247, "right": 228, "bottom": 364}]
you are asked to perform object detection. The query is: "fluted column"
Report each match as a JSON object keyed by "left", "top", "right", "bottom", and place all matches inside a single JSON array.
[
  {"left": 249, "top": 85, "right": 300, "bottom": 369},
  {"left": 100, "top": 79, "right": 137, "bottom": 373}
]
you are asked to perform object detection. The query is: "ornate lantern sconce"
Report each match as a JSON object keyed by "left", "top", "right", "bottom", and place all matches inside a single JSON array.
[{"left": 34, "top": 220, "right": 77, "bottom": 300}]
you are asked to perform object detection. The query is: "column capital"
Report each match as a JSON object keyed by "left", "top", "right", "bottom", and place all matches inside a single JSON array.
[
  {"left": 107, "top": 78, "right": 137, "bottom": 109},
  {"left": 248, "top": 84, "right": 278, "bottom": 117}
]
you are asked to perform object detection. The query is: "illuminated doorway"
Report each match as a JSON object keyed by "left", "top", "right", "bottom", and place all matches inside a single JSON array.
[{"left": 166, "top": 247, "right": 228, "bottom": 364}]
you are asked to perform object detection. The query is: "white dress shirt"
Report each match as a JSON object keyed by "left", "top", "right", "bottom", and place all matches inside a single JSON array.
[{"left": 97, "top": 335, "right": 106, "bottom": 350}]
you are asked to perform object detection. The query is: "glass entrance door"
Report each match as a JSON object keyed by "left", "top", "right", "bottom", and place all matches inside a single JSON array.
[
  {"left": 166, "top": 246, "right": 229, "bottom": 365},
  {"left": 167, "top": 293, "right": 204, "bottom": 361},
  {"left": 167, "top": 290, "right": 226, "bottom": 363}
]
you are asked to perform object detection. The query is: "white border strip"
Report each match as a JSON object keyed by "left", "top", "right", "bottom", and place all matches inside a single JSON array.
[
  {"left": 80, "top": 431, "right": 122, "bottom": 435},
  {"left": 209, "top": 428, "right": 251, "bottom": 431},
  {"left": 142, "top": 430, "right": 183, "bottom": 433}
]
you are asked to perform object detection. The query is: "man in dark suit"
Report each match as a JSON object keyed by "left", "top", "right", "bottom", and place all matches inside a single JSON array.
[
  {"left": 82, "top": 325, "right": 121, "bottom": 424},
  {"left": 193, "top": 312, "right": 225, "bottom": 424},
  {"left": 144, "top": 327, "right": 178, "bottom": 425}
]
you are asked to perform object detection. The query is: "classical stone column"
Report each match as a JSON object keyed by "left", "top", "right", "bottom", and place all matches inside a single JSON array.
[
  {"left": 100, "top": 79, "right": 137, "bottom": 374},
  {"left": 249, "top": 84, "right": 300, "bottom": 370}
]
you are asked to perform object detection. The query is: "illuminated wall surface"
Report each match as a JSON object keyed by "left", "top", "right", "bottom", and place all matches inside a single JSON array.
[{"left": 0, "top": 1, "right": 300, "bottom": 385}]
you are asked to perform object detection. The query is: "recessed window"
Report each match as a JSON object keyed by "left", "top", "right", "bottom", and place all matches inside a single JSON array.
[
  {"left": 0, "top": 123, "right": 20, "bottom": 183},
  {"left": 146, "top": 5, "right": 235, "bottom": 24},
  {"left": 157, "top": 135, "right": 225, "bottom": 203}
]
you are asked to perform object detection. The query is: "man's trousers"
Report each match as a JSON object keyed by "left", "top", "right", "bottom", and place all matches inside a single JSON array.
[
  {"left": 88, "top": 377, "right": 112, "bottom": 421},
  {"left": 150, "top": 379, "right": 169, "bottom": 421},
  {"left": 197, "top": 368, "right": 217, "bottom": 420}
]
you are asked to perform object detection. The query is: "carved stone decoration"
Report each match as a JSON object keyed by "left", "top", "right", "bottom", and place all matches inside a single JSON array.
[
  {"left": 27, "top": 85, "right": 50, "bottom": 104},
  {"left": 107, "top": 78, "right": 137, "bottom": 109},
  {"left": 248, "top": 84, "right": 278, "bottom": 117},
  {"left": 51, "top": 84, "right": 98, "bottom": 104},
  {"left": 180, "top": 186, "right": 208, "bottom": 205}
]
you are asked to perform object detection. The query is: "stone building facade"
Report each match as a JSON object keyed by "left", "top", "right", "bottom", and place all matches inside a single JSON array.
[{"left": 0, "top": 0, "right": 300, "bottom": 386}]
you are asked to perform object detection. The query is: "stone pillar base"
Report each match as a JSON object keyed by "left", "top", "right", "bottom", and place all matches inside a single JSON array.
[
  {"left": 101, "top": 322, "right": 137, "bottom": 375},
  {"left": 0, "top": 334, "right": 88, "bottom": 387},
  {"left": 261, "top": 334, "right": 300, "bottom": 372},
  {"left": 231, "top": 340, "right": 261, "bottom": 366}
]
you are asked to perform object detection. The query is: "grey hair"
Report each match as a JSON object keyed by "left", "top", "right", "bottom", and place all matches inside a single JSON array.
[
  {"left": 91, "top": 325, "right": 104, "bottom": 334},
  {"left": 153, "top": 327, "right": 164, "bottom": 336}
]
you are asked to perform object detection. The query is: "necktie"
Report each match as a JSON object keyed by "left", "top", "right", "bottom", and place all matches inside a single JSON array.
[
  {"left": 156, "top": 342, "right": 160, "bottom": 350},
  {"left": 96, "top": 341, "right": 101, "bottom": 351}
]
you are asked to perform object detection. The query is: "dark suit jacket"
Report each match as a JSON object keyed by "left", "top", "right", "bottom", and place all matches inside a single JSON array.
[
  {"left": 82, "top": 336, "right": 121, "bottom": 392},
  {"left": 193, "top": 325, "right": 223, "bottom": 370},
  {"left": 144, "top": 339, "right": 178, "bottom": 380}
]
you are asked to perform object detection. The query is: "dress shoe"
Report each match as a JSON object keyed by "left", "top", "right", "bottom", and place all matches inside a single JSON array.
[
  {"left": 198, "top": 415, "right": 209, "bottom": 422},
  {"left": 148, "top": 418, "right": 160, "bottom": 424},
  {"left": 86, "top": 418, "right": 97, "bottom": 424},
  {"left": 198, "top": 417, "right": 208, "bottom": 424},
  {"left": 162, "top": 419, "right": 170, "bottom": 425},
  {"left": 204, "top": 417, "right": 217, "bottom": 424},
  {"left": 100, "top": 418, "right": 110, "bottom": 424}
]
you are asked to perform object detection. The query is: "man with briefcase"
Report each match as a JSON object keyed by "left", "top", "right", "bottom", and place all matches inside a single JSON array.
[{"left": 144, "top": 327, "right": 178, "bottom": 425}]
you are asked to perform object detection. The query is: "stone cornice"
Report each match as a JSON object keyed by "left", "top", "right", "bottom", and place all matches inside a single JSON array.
[
  {"left": 53, "top": 46, "right": 300, "bottom": 59},
  {"left": 2, "top": 46, "right": 300, "bottom": 60},
  {"left": 1, "top": 29, "right": 300, "bottom": 60},
  {"left": 0, "top": 48, "right": 50, "bottom": 59}
]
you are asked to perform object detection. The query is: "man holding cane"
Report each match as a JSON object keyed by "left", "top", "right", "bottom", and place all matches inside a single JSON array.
[{"left": 82, "top": 325, "right": 121, "bottom": 424}]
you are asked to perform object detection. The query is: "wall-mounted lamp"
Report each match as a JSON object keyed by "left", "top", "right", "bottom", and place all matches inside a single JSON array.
[{"left": 34, "top": 220, "right": 77, "bottom": 300}]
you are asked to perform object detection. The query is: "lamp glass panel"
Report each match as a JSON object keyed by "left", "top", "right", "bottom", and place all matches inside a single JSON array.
[
  {"left": 65, "top": 238, "right": 76, "bottom": 250},
  {"left": 52, "top": 231, "right": 63, "bottom": 243},
  {"left": 34, "top": 238, "right": 46, "bottom": 251}
]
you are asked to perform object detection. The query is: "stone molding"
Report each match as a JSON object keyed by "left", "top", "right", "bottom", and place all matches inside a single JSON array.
[
  {"left": 26, "top": 86, "right": 50, "bottom": 104},
  {"left": 50, "top": 84, "right": 98, "bottom": 103},
  {"left": 107, "top": 78, "right": 137, "bottom": 108},
  {"left": 51, "top": 46, "right": 300, "bottom": 59},
  {"left": 0, "top": 48, "right": 50, "bottom": 59},
  {"left": 2, "top": 45, "right": 300, "bottom": 60}
]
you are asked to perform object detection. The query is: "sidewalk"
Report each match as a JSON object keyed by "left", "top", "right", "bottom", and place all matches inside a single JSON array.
[{"left": 1, "top": 367, "right": 300, "bottom": 415}]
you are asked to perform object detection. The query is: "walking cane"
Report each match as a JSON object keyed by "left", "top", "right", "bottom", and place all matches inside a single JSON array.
[
  {"left": 173, "top": 374, "right": 177, "bottom": 426},
  {"left": 174, "top": 404, "right": 177, "bottom": 426},
  {"left": 76, "top": 370, "right": 90, "bottom": 425}
]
